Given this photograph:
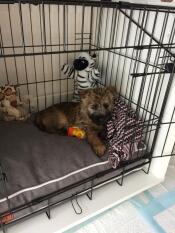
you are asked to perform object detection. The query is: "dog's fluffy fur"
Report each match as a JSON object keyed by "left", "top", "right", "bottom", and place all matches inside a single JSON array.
[{"left": 35, "top": 87, "right": 117, "bottom": 156}]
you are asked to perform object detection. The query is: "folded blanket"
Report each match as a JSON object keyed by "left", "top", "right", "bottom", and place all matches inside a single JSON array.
[{"left": 107, "top": 98, "right": 144, "bottom": 169}]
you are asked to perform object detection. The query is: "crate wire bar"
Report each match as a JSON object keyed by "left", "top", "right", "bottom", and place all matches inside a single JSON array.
[{"left": 0, "top": 1, "right": 175, "bottom": 232}]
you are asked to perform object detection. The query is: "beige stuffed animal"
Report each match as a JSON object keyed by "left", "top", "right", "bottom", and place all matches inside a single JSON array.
[{"left": 0, "top": 85, "right": 30, "bottom": 121}]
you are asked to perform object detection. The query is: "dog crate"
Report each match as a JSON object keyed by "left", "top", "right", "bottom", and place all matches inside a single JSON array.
[{"left": 0, "top": 1, "right": 175, "bottom": 232}]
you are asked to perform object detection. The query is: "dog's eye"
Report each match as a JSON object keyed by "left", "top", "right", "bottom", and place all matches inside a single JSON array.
[
  {"left": 103, "top": 103, "right": 109, "bottom": 109},
  {"left": 92, "top": 104, "right": 98, "bottom": 110}
]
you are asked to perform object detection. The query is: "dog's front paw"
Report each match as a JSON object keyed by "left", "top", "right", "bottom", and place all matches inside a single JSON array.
[{"left": 94, "top": 144, "right": 106, "bottom": 157}]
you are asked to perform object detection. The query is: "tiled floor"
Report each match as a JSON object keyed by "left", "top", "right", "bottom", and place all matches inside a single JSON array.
[{"left": 65, "top": 160, "right": 175, "bottom": 233}]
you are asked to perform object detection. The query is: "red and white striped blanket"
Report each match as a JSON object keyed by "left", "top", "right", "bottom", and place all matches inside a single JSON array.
[{"left": 107, "top": 98, "right": 144, "bottom": 169}]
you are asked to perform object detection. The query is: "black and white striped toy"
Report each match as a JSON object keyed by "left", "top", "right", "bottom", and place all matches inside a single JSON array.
[{"left": 61, "top": 52, "right": 102, "bottom": 101}]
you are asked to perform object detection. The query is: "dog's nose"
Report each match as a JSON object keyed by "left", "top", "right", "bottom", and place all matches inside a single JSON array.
[
  {"left": 98, "top": 116, "right": 105, "bottom": 124},
  {"left": 90, "top": 112, "right": 112, "bottom": 125},
  {"left": 96, "top": 113, "right": 111, "bottom": 125}
]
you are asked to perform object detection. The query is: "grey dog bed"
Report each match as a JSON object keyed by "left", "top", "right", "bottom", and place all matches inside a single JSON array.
[{"left": 0, "top": 121, "right": 146, "bottom": 218}]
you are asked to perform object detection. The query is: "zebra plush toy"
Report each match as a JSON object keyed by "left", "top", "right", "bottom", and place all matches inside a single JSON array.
[{"left": 61, "top": 52, "right": 102, "bottom": 101}]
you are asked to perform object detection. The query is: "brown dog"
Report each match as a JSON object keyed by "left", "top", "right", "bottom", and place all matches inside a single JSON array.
[{"left": 35, "top": 87, "right": 117, "bottom": 156}]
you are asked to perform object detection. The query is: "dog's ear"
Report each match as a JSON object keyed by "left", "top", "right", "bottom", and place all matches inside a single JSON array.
[
  {"left": 79, "top": 89, "right": 92, "bottom": 99},
  {"left": 105, "top": 86, "right": 118, "bottom": 99},
  {"left": 73, "top": 58, "right": 89, "bottom": 71}
]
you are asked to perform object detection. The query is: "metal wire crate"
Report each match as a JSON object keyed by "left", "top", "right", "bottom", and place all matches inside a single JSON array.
[{"left": 0, "top": 1, "right": 175, "bottom": 232}]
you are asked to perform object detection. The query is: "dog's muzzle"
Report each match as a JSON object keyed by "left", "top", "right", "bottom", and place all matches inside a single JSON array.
[{"left": 89, "top": 113, "right": 111, "bottom": 125}]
